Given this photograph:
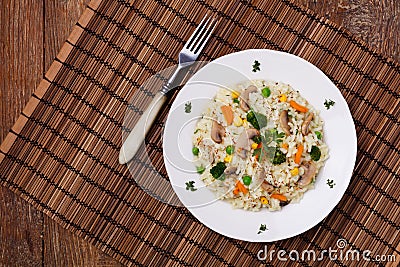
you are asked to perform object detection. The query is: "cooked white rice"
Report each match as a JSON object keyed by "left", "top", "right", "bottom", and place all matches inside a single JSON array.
[{"left": 192, "top": 80, "right": 328, "bottom": 211}]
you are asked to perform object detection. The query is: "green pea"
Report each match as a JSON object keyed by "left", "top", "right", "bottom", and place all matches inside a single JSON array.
[
  {"left": 233, "top": 98, "right": 240, "bottom": 104},
  {"left": 226, "top": 145, "right": 234, "bottom": 155},
  {"left": 315, "top": 131, "right": 322, "bottom": 140},
  {"left": 192, "top": 147, "right": 199, "bottom": 156},
  {"left": 242, "top": 175, "right": 252, "bottom": 186},
  {"left": 196, "top": 165, "right": 205, "bottom": 174},
  {"left": 261, "top": 87, "right": 271, "bottom": 98}
]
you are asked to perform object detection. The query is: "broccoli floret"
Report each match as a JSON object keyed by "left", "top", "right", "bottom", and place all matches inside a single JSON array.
[
  {"left": 272, "top": 148, "right": 286, "bottom": 165},
  {"left": 210, "top": 162, "right": 227, "bottom": 180},
  {"left": 247, "top": 111, "right": 267, "bottom": 130},
  {"left": 310, "top": 146, "right": 321, "bottom": 161}
]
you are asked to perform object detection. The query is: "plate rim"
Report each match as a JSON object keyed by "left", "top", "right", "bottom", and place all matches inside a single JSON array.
[{"left": 163, "top": 48, "right": 357, "bottom": 242}]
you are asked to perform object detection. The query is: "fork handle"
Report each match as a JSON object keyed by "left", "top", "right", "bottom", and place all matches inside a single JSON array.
[{"left": 119, "top": 91, "right": 167, "bottom": 164}]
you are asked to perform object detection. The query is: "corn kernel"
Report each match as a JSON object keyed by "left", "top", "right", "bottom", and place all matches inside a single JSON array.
[
  {"left": 231, "top": 91, "right": 240, "bottom": 99},
  {"left": 290, "top": 167, "right": 299, "bottom": 176},
  {"left": 242, "top": 118, "right": 248, "bottom": 127},
  {"left": 260, "top": 196, "right": 268, "bottom": 205},
  {"left": 251, "top": 142, "right": 258, "bottom": 149},
  {"left": 279, "top": 94, "right": 287, "bottom": 102},
  {"left": 224, "top": 155, "right": 232, "bottom": 163},
  {"left": 233, "top": 116, "right": 243, "bottom": 126}
]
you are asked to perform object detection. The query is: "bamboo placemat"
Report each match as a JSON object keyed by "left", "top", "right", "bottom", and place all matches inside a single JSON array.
[{"left": 1, "top": 0, "right": 399, "bottom": 266}]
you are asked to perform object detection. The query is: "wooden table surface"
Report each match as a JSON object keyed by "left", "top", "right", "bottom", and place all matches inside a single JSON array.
[{"left": 0, "top": 0, "right": 398, "bottom": 266}]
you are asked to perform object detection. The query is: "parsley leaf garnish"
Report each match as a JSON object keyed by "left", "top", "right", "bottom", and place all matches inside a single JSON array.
[
  {"left": 185, "top": 102, "right": 192, "bottom": 113},
  {"left": 324, "top": 99, "right": 335, "bottom": 110},
  {"left": 185, "top": 181, "right": 197, "bottom": 191},
  {"left": 257, "top": 224, "right": 268, "bottom": 234},
  {"left": 252, "top": 60, "right": 261, "bottom": 72},
  {"left": 327, "top": 179, "right": 336, "bottom": 188},
  {"left": 247, "top": 110, "right": 268, "bottom": 130}
]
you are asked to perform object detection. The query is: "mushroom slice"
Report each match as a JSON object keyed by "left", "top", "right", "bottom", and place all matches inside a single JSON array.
[
  {"left": 298, "top": 161, "right": 317, "bottom": 187},
  {"left": 236, "top": 128, "right": 259, "bottom": 159},
  {"left": 279, "top": 200, "right": 291, "bottom": 207},
  {"left": 279, "top": 110, "right": 291, "bottom": 136},
  {"left": 254, "top": 168, "right": 271, "bottom": 190},
  {"left": 224, "top": 166, "right": 237, "bottom": 176},
  {"left": 261, "top": 181, "right": 274, "bottom": 193},
  {"left": 208, "top": 151, "right": 215, "bottom": 164},
  {"left": 198, "top": 140, "right": 215, "bottom": 164},
  {"left": 211, "top": 121, "right": 225, "bottom": 143},
  {"left": 239, "top": 85, "right": 258, "bottom": 111},
  {"left": 301, "top": 112, "right": 314, "bottom": 136}
]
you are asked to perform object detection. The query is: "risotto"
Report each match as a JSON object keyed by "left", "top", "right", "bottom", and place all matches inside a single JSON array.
[{"left": 192, "top": 80, "right": 328, "bottom": 211}]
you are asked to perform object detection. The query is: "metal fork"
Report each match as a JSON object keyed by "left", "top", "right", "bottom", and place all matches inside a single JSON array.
[{"left": 119, "top": 15, "right": 217, "bottom": 164}]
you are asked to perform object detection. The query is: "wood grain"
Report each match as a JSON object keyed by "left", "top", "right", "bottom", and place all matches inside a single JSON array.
[
  {"left": 0, "top": 1, "right": 43, "bottom": 266},
  {"left": 43, "top": 220, "right": 123, "bottom": 266},
  {"left": 0, "top": 187, "right": 43, "bottom": 266},
  {"left": 296, "top": 0, "right": 400, "bottom": 62},
  {"left": 0, "top": 0, "right": 398, "bottom": 266}
]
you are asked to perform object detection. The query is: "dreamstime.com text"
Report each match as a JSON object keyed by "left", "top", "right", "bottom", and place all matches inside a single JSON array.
[{"left": 257, "top": 239, "right": 396, "bottom": 262}]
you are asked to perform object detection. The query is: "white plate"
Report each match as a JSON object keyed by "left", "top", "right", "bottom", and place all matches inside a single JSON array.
[{"left": 163, "top": 49, "right": 357, "bottom": 242}]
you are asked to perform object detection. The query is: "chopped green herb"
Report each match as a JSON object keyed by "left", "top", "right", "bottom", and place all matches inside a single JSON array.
[
  {"left": 226, "top": 145, "right": 234, "bottom": 155},
  {"left": 257, "top": 224, "right": 268, "bottom": 234},
  {"left": 185, "top": 102, "right": 192, "bottom": 113},
  {"left": 310, "top": 146, "right": 321, "bottom": 161},
  {"left": 252, "top": 135, "right": 262, "bottom": 144},
  {"left": 253, "top": 147, "right": 262, "bottom": 157},
  {"left": 196, "top": 165, "right": 205, "bottom": 174},
  {"left": 252, "top": 60, "right": 261, "bottom": 72},
  {"left": 324, "top": 99, "right": 335, "bottom": 110},
  {"left": 185, "top": 181, "right": 197, "bottom": 191},
  {"left": 261, "top": 87, "right": 271, "bottom": 98},
  {"left": 327, "top": 179, "right": 336, "bottom": 188},
  {"left": 272, "top": 148, "right": 286, "bottom": 165},
  {"left": 210, "top": 162, "right": 227, "bottom": 180},
  {"left": 194, "top": 129, "right": 200, "bottom": 134},
  {"left": 315, "top": 131, "right": 322, "bottom": 140},
  {"left": 233, "top": 98, "right": 240, "bottom": 104},
  {"left": 247, "top": 110, "right": 268, "bottom": 130},
  {"left": 192, "top": 147, "right": 199, "bottom": 156}
]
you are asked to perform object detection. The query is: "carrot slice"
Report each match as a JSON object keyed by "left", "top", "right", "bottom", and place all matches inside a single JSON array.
[
  {"left": 233, "top": 188, "right": 240, "bottom": 195},
  {"left": 290, "top": 100, "right": 308, "bottom": 113},
  {"left": 270, "top": 193, "right": 287, "bottom": 202},
  {"left": 294, "top": 144, "right": 303, "bottom": 164},
  {"left": 221, "top": 105, "right": 234, "bottom": 125},
  {"left": 236, "top": 181, "right": 248, "bottom": 194}
]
